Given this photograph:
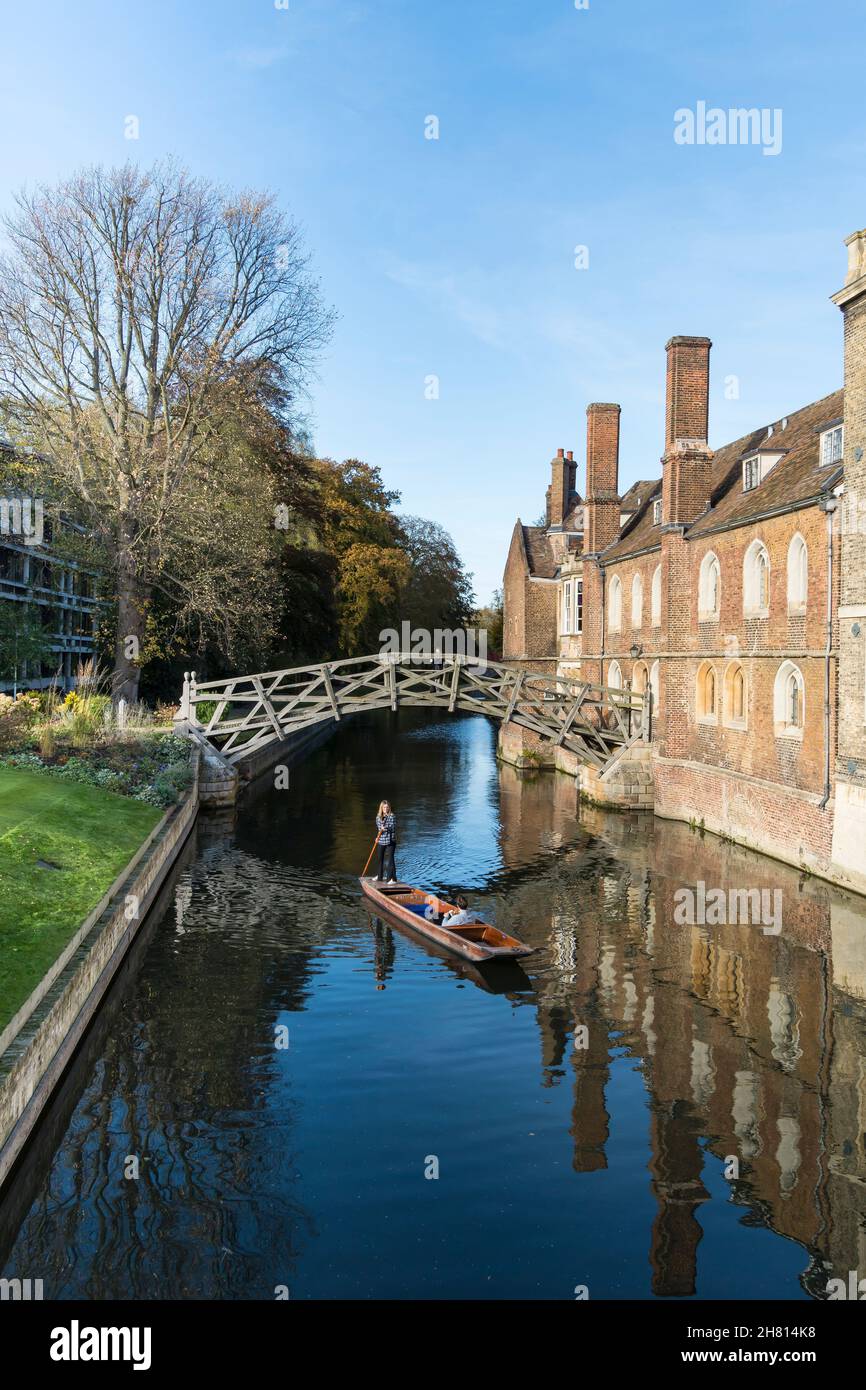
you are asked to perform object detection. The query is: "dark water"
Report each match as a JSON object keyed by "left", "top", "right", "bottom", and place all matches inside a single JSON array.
[{"left": 2, "top": 710, "right": 866, "bottom": 1300}]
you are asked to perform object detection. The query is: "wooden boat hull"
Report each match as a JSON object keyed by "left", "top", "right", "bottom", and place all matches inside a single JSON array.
[{"left": 359, "top": 879, "right": 534, "bottom": 962}]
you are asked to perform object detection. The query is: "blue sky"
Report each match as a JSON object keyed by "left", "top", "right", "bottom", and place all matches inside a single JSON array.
[{"left": 1, "top": 0, "right": 865, "bottom": 602}]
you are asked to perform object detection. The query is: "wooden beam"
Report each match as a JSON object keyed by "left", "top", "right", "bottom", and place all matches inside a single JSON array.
[
  {"left": 321, "top": 665, "right": 341, "bottom": 721},
  {"left": 448, "top": 658, "right": 461, "bottom": 712},
  {"left": 504, "top": 670, "right": 525, "bottom": 723}
]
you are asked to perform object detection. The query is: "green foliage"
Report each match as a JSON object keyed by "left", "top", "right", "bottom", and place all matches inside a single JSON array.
[
  {"left": 396, "top": 515, "right": 476, "bottom": 635},
  {"left": 0, "top": 603, "right": 53, "bottom": 684},
  {"left": 336, "top": 542, "right": 411, "bottom": 654},
  {"left": 0, "top": 767, "right": 162, "bottom": 1030},
  {"left": 0, "top": 695, "right": 33, "bottom": 752},
  {"left": 0, "top": 731, "right": 193, "bottom": 807},
  {"left": 475, "top": 588, "right": 504, "bottom": 660}
]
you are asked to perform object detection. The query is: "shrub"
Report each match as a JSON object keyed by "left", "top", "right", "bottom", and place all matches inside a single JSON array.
[
  {"left": 14, "top": 692, "right": 42, "bottom": 726},
  {"left": 194, "top": 700, "right": 219, "bottom": 726},
  {"left": 0, "top": 696, "right": 32, "bottom": 752},
  {"left": 37, "top": 721, "right": 56, "bottom": 758}
]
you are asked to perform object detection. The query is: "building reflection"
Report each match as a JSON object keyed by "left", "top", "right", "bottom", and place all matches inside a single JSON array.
[{"left": 497, "top": 761, "right": 866, "bottom": 1298}]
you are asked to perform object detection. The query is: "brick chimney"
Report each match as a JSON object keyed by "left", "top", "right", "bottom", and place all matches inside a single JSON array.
[
  {"left": 547, "top": 447, "right": 572, "bottom": 528},
  {"left": 585, "top": 403, "right": 621, "bottom": 553},
  {"left": 661, "top": 336, "right": 713, "bottom": 525}
]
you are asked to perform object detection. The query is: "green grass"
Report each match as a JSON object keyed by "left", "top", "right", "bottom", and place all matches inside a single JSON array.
[{"left": 0, "top": 768, "right": 162, "bottom": 1034}]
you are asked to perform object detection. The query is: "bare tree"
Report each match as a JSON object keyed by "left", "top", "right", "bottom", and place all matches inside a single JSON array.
[{"left": 0, "top": 161, "right": 335, "bottom": 700}]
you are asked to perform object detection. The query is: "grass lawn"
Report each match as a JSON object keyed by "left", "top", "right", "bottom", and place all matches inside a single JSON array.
[{"left": 0, "top": 768, "right": 162, "bottom": 1035}]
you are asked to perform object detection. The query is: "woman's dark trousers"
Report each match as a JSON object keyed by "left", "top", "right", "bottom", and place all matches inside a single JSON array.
[{"left": 377, "top": 843, "right": 397, "bottom": 880}]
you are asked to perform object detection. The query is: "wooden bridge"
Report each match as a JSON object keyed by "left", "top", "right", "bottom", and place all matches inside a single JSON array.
[{"left": 178, "top": 654, "right": 650, "bottom": 774}]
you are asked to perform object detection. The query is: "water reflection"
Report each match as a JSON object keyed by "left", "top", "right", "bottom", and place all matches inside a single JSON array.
[{"left": 0, "top": 711, "right": 865, "bottom": 1300}]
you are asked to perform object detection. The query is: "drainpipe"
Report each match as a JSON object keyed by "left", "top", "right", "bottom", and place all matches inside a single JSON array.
[
  {"left": 598, "top": 558, "right": 606, "bottom": 690},
  {"left": 819, "top": 497, "right": 837, "bottom": 809}
]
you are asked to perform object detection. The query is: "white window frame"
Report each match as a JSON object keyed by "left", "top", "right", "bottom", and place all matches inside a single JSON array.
[
  {"left": 743, "top": 455, "right": 760, "bottom": 491},
  {"left": 774, "top": 660, "right": 805, "bottom": 738},
  {"left": 698, "top": 551, "right": 721, "bottom": 621},
  {"left": 631, "top": 573, "right": 643, "bottom": 629},
  {"left": 786, "top": 533, "right": 808, "bottom": 613},
  {"left": 649, "top": 659, "right": 660, "bottom": 716},
  {"left": 653, "top": 498, "right": 662, "bottom": 525},
  {"left": 651, "top": 565, "right": 662, "bottom": 627},
  {"left": 744, "top": 539, "right": 771, "bottom": 616},
  {"left": 608, "top": 574, "right": 622, "bottom": 632},
  {"left": 820, "top": 424, "right": 844, "bottom": 467},
  {"left": 723, "top": 662, "right": 748, "bottom": 730},
  {"left": 696, "top": 661, "right": 718, "bottom": 724}
]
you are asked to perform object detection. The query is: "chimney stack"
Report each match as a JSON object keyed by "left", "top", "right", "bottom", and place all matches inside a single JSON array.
[
  {"left": 585, "top": 403, "right": 621, "bottom": 553},
  {"left": 665, "top": 336, "right": 711, "bottom": 448},
  {"left": 661, "top": 336, "right": 713, "bottom": 524},
  {"left": 548, "top": 447, "right": 572, "bottom": 528}
]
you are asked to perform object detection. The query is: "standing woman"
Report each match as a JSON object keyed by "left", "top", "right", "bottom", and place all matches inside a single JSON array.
[{"left": 375, "top": 800, "right": 398, "bottom": 884}]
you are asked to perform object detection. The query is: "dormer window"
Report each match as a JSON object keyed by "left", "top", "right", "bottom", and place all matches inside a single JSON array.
[
  {"left": 743, "top": 456, "right": 760, "bottom": 491},
  {"left": 821, "top": 424, "right": 844, "bottom": 466},
  {"left": 652, "top": 498, "right": 662, "bottom": 525}
]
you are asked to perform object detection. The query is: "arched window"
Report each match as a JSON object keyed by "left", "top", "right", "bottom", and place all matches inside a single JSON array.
[
  {"left": 649, "top": 660, "right": 660, "bottom": 714},
  {"left": 632, "top": 661, "right": 648, "bottom": 694},
  {"left": 608, "top": 574, "right": 622, "bottom": 632},
  {"left": 651, "top": 565, "right": 662, "bottom": 627},
  {"left": 631, "top": 573, "right": 643, "bottom": 629},
  {"left": 723, "top": 662, "right": 747, "bottom": 728},
  {"left": 697, "top": 662, "right": 718, "bottom": 721},
  {"left": 744, "top": 540, "right": 770, "bottom": 615},
  {"left": 608, "top": 659, "right": 623, "bottom": 691},
  {"left": 698, "top": 552, "right": 721, "bottom": 619},
  {"left": 774, "top": 661, "right": 805, "bottom": 735},
  {"left": 787, "top": 534, "right": 808, "bottom": 612}
]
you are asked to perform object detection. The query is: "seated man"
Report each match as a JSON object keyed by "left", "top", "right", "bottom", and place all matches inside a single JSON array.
[{"left": 442, "top": 894, "right": 483, "bottom": 928}]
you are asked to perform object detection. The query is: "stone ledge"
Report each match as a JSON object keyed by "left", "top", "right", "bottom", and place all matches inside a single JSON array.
[{"left": 0, "top": 762, "right": 200, "bottom": 1192}]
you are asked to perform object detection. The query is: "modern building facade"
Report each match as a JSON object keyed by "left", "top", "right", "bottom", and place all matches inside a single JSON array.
[
  {"left": 0, "top": 479, "right": 99, "bottom": 693},
  {"left": 502, "top": 229, "right": 866, "bottom": 896}
]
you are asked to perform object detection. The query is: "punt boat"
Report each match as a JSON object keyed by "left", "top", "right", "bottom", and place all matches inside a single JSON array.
[{"left": 359, "top": 878, "right": 535, "bottom": 962}]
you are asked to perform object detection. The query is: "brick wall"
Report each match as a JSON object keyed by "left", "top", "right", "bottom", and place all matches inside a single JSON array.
[
  {"left": 836, "top": 285, "right": 866, "bottom": 773},
  {"left": 585, "top": 403, "right": 621, "bottom": 554}
]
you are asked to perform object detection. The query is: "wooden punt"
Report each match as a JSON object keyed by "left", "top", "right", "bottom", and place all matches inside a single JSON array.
[{"left": 359, "top": 878, "right": 534, "bottom": 962}]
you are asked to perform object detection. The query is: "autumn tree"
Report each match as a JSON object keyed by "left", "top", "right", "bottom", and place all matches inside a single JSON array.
[
  {"left": 475, "top": 587, "right": 504, "bottom": 660},
  {"left": 0, "top": 161, "right": 334, "bottom": 701},
  {"left": 396, "top": 515, "right": 475, "bottom": 636},
  {"left": 311, "top": 458, "right": 409, "bottom": 654}
]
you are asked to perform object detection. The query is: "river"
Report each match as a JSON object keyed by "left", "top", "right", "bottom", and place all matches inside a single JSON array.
[{"left": 1, "top": 709, "right": 865, "bottom": 1300}]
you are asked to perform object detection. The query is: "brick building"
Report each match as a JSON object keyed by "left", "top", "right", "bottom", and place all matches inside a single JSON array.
[{"left": 502, "top": 229, "right": 866, "bottom": 895}]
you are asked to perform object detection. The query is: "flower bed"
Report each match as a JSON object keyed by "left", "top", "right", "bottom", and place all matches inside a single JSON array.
[{"left": 0, "top": 731, "right": 194, "bottom": 807}]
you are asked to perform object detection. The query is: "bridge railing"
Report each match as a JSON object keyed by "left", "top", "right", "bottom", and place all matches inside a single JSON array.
[{"left": 176, "top": 654, "right": 649, "bottom": 770}]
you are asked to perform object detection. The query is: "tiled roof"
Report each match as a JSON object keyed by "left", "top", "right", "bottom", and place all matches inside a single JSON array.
[
  {"left": 603, "top": 482, "right": 662, "bottom": 561},
  {"left": 687, "top": 388, "right": 843, "bottom": 537},
  {"left": 620, "top": 480, "right": 657, "bottom": 513},
  {"left": 521, "top": 525, "right": 558, "bottom": 578},
  {"left": 602, "top": 388, "right": 843, "bottom": 561}
]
